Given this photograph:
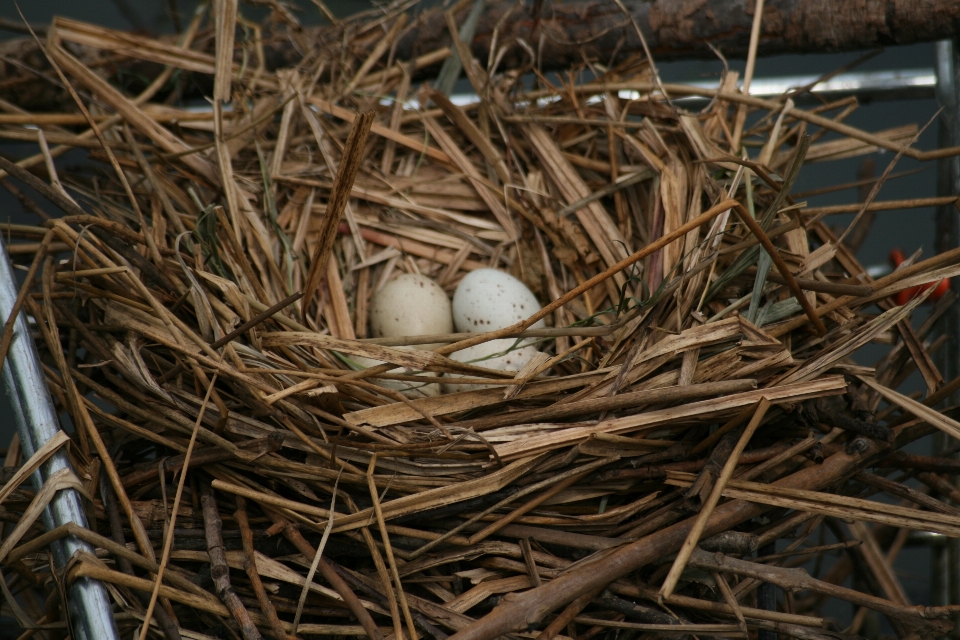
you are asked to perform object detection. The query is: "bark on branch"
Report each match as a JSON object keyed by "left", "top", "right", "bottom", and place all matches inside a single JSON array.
[
  {"left": 442, "top": 436, "right": 935, "bottom": 640},
  {"left": 200, "top": 483, "right": 263, "bottom": 640},
  {"left": 392, "top": 0, "right": 960, "bottom": 73},
  {"left": 686, "top": 548, "right": 954, "bottom": 633},
  {"left": 4, "top": 0, "right": 960, "bottom": 111}
]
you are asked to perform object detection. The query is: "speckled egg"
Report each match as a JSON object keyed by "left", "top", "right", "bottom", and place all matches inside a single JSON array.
[
  {"left": 370, "top": 273, "right": 453, "bottom": 347},
  {"left": 442, "top": 339, "right": 542, "bottom": 393},
  {"left": 452, "top": 269, "right": 546, "bottom": 334}
]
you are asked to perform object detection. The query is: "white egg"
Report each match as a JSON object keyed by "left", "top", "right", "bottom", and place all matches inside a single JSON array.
[
  {"left": 352, "top": 354, "right": 441, "bottom": 398},
  {"left": 370, "top": 273, "right": 453, "bottom": 348},
  {"left": 442, "top": 339, "right": 542, "bottom": 393},
  {"left": 452, "top": 269, "right": 546, "bottom": 335}
]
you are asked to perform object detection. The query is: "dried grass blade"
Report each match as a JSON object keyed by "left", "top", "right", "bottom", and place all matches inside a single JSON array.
[
  {"left": 731, "top": 203, "right": 826, "bottom": 335},
  {"left": 0, "top": 468, "right": 87, "bottom": 563},
  {"left": 493, "top": 377, "right": 845, "bottom": 461},
  {"left": 0, "top": 431, "right": 69, "bottom": 505},
  {"left": 293, "top": 471, "right": 341, "bottom": 635},
  {"left": 213, "top": 0, "right": 238, "bottom": 101},
  {"left": 138, "top": 372, "right": 220, "bottom": 640},
  {"left": 660, "top": 398, "right": 770, "bottom": 599},
  {"left": 302, "top": 111, "right": 374, "bottom": 312},
  {"left": 366, "top": 456, "right": 418, "bottom": 640},
  {"left": 311, "top": 97, "right": 452, "bottom": 163},
  {"left": 860, "top": 375, "right": 960, "bottom": 441}
]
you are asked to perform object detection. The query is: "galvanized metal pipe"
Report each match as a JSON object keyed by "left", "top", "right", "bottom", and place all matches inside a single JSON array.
[
  {"left": 684, "top": 67, "right": 936, "bottom": 103},
  {"left": 400, "top": 67, "right": 941, "bottom": 111},
  {"left": 0, "top": 239, "right": 120, "bottom": 640},
  {"left": 934, "top": 37, "right": 960, "bottom": 638}
]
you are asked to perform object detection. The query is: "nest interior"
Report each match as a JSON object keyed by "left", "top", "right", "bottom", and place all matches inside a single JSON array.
[{"left": 2, "top": 4, "right": 960, "bottom": 640}]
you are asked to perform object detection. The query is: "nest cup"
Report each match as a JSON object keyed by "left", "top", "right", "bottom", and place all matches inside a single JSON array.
[{"left": 0, "top": 5, "right": 959, "bottom": 640}]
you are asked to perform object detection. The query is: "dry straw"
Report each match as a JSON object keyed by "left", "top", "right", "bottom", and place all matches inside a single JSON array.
[{"left": 0, "top": 3, "right": 959, "bottom": 640}]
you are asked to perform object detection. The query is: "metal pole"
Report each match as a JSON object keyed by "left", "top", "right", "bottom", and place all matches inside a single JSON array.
[
  {"left": 934, "top": 37, "right": 960, "bottom": 638},
  {"left": 0, "top": 240, "right": 120, "bottom": 640}
]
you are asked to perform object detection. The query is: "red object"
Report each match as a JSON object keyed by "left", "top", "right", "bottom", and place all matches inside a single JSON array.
[{"left": 888, "top": 248, "right": 950, "bottom": 305}]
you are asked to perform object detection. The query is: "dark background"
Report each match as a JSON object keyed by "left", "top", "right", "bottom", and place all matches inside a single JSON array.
[{"left": 0, "top": 0, "right": 951, "bottom": 628}]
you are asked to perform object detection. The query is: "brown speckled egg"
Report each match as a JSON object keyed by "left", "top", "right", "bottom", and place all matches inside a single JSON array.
[
  {"left": 442, "top": 339, "right": 542, "bottom": 393},
  {"left": 452, "top": 269, "right": 545, "bottom": 334},
  {"left": 370, "top": 273, "right": 453, "bottom": 347}
]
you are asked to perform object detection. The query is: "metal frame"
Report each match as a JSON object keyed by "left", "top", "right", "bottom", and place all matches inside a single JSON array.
[
  {"left": 935, "top": 38, "right": 960, "bottom": 638},
  {"left": 0, "top": 238, "right": 120, "bottom": 639},
  {"left": 689, "top": 67, "right": 936, "bottom": 103},
  {"left": 431, "top": 68, "right": 940, "bottom": 110}
]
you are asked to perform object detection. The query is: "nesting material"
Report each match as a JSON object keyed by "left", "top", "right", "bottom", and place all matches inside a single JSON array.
[{"left": 2, "top": 6, "right": 960, "bottom": 640}]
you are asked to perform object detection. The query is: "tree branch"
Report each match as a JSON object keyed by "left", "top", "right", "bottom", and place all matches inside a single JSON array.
[
  {"left": 3, "top": 0, "right": 959, "bottom": 115},
  {"left": 200, "top": 482, "right": 263, "bottom": 640},
  {"left": 391, "top": 0, "right": 960, "bottom": 74}
]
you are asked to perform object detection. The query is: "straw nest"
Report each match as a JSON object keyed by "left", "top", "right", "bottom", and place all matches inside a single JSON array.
[{"left": 3, "top": 5, "right": 960, "bottom": 640}]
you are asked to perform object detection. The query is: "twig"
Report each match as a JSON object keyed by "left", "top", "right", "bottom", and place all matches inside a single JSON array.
[
  {"left": 0, "top": 231, "right": 55, "bottom": 373},
  {"left": 102, "top": 477, "right": 183, "bottom": 640},
  {"left": 138, "top": 372, "right": 221, "bottom": 640},
  {"left": 273, "top": 513, "right": 384, "bottom": 640},
  {"left": 730, "top": 0, "right": 765, "bottom": 149},
  {"left": 535, "top": 586, "right": 604, "bottom": 640},
  {"left": 200, "top": 481, "right": 263, "bottom": 640},
  {"left": 157, "top": 291, "right": 303, "bottom": 383},
  {"left": 234, "top": 497, "right": 289, "bottom": 640},
  {"left": 731, "top": 203, "right": 828, "bottom": 335},
  {"left": 366, "top": 455, "right": 418, "bottom": 640},
  {"left": 302, "top": 112, "right": 375, "bottom": 312},
  {"left": 686, "top": 548, "right": 952, "bottom": 634},
  {"left": 292, "top": 470, "right": 341, "bottom": 635},
  {"left": 659, "top": 398, "right": 771, "bottom": 599}
]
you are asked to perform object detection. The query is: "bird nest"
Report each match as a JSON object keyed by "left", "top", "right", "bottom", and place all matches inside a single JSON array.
[{"left": 1, "top": 4, "right": 960, "bottom": 640}]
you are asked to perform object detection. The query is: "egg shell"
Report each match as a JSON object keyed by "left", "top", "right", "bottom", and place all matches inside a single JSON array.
[
  {"left": 442, "top": 339, "right": 542, "bottom": 393},
  {"left": 370, "top": 273, "right": 453, "bottom": 348},
  {"left": 352, "top": 354, "right": 440, "bottom": 398},
  {"left": 452, "top": 269, "right": 545, "bottom": 334}
]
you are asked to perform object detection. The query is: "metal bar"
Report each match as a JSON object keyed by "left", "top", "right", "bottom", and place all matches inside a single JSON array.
[
  {"left": 614, "top": 68, "right": 936, "bottom": 105},
  {"left": 0, "top": 239, "right": 120, "bottom": 640},
  {"left": 392, "top": 68, "right": 940, "bottom": 111},
  {"left": 934, "top": 38, "right": 960, "bottom": 638},
  {"left": 685, "top": 67, "right": 936, "bottom": 103}
]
